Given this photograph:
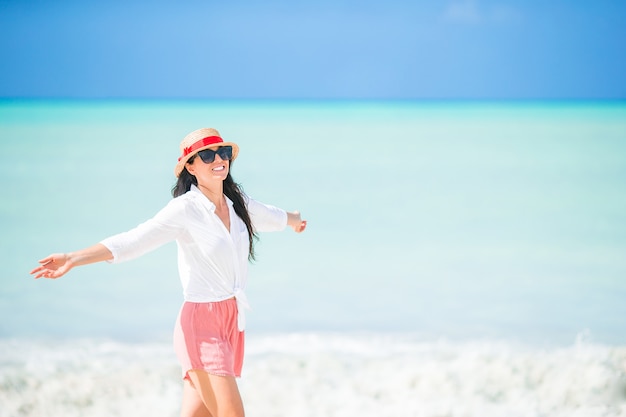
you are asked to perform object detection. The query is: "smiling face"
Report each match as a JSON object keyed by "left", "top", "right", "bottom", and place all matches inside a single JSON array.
[{"left": 185, "top": 145, "right": 231, "bottom": 185}]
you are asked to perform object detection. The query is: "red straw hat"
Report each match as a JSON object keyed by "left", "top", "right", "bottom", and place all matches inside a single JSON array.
[{"left": 174, "top": 128, "right": 239, "bottom": 177}]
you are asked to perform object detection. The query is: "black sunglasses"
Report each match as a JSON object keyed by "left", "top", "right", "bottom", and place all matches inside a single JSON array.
[{"left": 197, "top": 146, "right": 233, "bottom": 164}]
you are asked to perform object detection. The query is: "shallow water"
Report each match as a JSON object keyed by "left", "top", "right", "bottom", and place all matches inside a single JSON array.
[{"left": 1, "top": 99, "right": 625, "bottom": 416}]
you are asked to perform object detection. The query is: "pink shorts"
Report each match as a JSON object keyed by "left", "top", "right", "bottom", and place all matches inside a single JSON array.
[{"left": 173, "top": 299, "right": 245, "bottom": 379}]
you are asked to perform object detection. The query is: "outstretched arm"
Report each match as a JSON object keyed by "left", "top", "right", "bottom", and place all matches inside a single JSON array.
[
  {"left": 287, "top": 211, "right": 307, "bottom": 233},
  {"left": 30, "top": 243, "right": 113, "bottom": 279}
]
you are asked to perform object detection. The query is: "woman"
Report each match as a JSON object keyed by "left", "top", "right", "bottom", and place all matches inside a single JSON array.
[{"left": 30, "top": 127, "right": 307, "bottom": 417}]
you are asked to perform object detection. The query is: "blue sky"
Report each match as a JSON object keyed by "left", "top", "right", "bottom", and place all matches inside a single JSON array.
[{"left": 1, "top": 0, "right": 625, "bottom": 99}]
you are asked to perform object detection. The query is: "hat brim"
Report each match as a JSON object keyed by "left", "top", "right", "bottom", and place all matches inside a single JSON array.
[{"left": 174, "top": 142, "right": 239, "bottom": 177}]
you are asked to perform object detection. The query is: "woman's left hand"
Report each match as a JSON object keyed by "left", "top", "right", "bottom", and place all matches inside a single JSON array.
[{"left": 287, "top": 211, "right": 307, "bottom": 233}]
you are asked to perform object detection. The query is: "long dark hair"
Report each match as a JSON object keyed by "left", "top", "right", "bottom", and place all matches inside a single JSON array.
[{"left": 171, "top": 157, "right": 258, "bottom": 261}]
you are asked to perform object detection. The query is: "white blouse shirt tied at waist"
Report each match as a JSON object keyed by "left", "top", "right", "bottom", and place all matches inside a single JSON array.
[{"left": 100, "top": 185, "right": 287, "bottom": 331}]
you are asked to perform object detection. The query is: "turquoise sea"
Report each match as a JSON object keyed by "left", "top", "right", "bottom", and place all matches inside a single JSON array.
[{"left": 1, "top": 100, "right": 625, "bottom": 416}]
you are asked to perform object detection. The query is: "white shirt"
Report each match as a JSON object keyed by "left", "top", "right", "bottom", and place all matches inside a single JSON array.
[{"left": 100, "top": 184, "right": 287, "bottom": 330}]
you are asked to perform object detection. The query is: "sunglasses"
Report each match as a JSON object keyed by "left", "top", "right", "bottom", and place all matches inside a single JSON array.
[{"left": 196, "top": 146, "right": 233, "bottom": 164}]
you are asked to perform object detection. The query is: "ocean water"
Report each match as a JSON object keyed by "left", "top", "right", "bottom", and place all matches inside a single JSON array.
[{"left": 1, "top": 99, "right": 625, "bottom": 416}]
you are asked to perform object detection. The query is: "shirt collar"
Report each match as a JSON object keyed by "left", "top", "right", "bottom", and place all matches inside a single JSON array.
[{"left": 189, "top": 184, "right": 234, "bottom": 212}]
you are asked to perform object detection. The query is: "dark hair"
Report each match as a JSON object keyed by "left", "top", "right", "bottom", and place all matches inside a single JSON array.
[{"left": 171, "top": 156, "right": 258, "bottom": 261}]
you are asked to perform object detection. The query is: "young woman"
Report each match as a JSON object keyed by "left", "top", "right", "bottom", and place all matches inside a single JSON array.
[{"left": 30, "top": 127, "right": 307, "bottom": 417}]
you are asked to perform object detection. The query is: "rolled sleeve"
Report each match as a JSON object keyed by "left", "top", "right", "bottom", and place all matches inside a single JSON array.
[
  {"left": 246, "top": 197, "right": 288, "bottom": 232},
  {"left": 100, "top": 198, "right": 186, "bottom": 263}
]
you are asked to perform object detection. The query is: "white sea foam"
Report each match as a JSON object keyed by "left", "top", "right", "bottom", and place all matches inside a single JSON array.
[
  {"left": 1, "top": 333, "right": 625, "bottom": 417},
  {"left": 0, "top": 339, "right": 181, "bottom": 417}
]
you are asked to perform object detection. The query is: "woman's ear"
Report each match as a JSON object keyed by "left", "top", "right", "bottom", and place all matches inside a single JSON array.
[{"left": 185, "top": 160, "right": 196, "bottom": 176}]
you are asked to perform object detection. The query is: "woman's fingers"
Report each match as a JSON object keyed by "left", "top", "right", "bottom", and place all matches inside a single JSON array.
[{"left": 30, "top": 254, "right": 66, "bottom": 279}]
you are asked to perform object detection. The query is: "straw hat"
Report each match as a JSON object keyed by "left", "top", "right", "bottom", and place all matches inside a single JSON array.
[{"left": 174, "top": 128, "right": 239, "bottom": 177}]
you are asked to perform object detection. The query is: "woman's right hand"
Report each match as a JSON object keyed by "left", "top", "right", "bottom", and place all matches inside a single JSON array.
[
  {"left": 30, "top": 253, "right": 72, "bottom": 279},
  {"left": 29, "top": 244, "right": 114, "bottom": 279}
]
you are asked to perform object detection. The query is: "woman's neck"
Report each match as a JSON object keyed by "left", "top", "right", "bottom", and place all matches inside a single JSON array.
[{"left": 197, "top": 181, "right": 226, "bottom": 209}]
